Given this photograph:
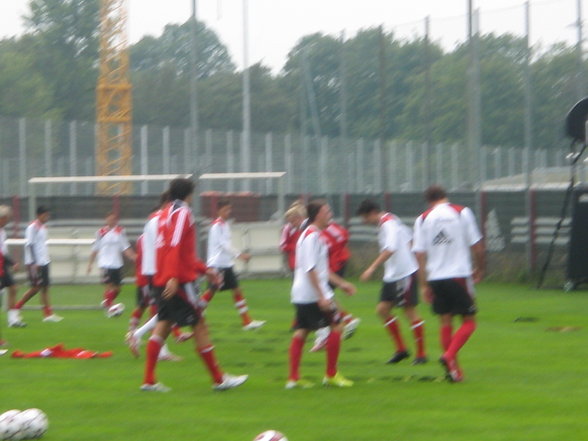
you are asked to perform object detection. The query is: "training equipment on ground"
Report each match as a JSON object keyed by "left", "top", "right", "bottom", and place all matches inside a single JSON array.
[
  {"left": 0, "top": 409, "right": 23, "bottom": 441},
  {"left": 253, "top": 430, "right": 288, "bottom": 441},
  {"left": 18, "top": 409, "right": 48, "bottom": 439}
]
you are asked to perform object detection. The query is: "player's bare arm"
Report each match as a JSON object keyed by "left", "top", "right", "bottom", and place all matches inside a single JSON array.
[
  {"left": 123, "top": 247, "right": 137, "bottom": 263},
  {"left": 415, "top": 252, "right": 432, "bottom": 303},
  {"left": 471, "top": 241, "right": 486, "bottom": 283},
  {"left": 86, "top": 250, "right": 98, "bottom": 274},
  {"left": 360, "top": 249, "right": 393, "bottom": 282},
  {"left": 328, "top": 272, "right": 356, "bottom": 296},
  {"left": 163, "top": 277, "right": 179, "bottom": 299}
]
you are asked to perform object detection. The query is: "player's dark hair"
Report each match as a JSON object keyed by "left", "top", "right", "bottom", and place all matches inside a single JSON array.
[
  {"left": 168, "top": 178, "right": 194, "bottom": 201},
  {"left": 217, "top": 198, "right": 231, "bottom": 210},
  {"left": 424, "top": 185, "right": 447, "bottom": 202},
  {"left": 37, "top": 205, "right": 50, "bottom": 216},
  {"left": 307, "top": 199, "right": 327, "bottom": 223},
  {"left": 356, "top": 199, "right": 380, "bottom": 216},
  {"left": 159, "top": 190, "right": 171, "bottom": 206}
]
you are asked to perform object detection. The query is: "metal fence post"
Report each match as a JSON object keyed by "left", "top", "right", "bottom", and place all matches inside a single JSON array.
[
  {"left": 140, "top": 125, "right": 148, "bottom": 195},
  {"left": 285, "top": 133, "right": 292, "bottom": 194},
  {"left": 227, "top": 130, "right": 235, "bottom": 193},
  {"left": 19, "top": 118, "right": 27, "bottom": 197},
  {"left": 69, "top": 121, "right": 78, "bottom": 195},
  {"left": 44, "top": 120, "right": 52, "bottom": 196}
]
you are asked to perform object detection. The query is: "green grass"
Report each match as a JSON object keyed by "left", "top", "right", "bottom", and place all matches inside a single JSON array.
[{"left": 2, "top": 280, "right": 588, "bottom": 440}]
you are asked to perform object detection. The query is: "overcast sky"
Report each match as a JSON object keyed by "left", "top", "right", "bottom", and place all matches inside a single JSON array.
[{"left": 0, "top": 0, "right": 583, "bottom": 72}]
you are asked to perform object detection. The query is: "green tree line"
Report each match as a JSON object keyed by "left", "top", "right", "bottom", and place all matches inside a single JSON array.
[{"left": 0, "top": 0, "right": 584, "bottom": 149}]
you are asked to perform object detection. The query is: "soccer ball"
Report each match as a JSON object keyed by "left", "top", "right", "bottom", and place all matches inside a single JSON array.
[
  {"left": 253, "top": 430, "right": 288, "bottom": 441},
  {"left": 107, "top": 303, "right": 125, "bottom": 318},
  {"left": 0, "top": 410, "right": 24, "bottom": 441},
  {"left": 18, "top": 409, "right": 48, "bottom": 439}
]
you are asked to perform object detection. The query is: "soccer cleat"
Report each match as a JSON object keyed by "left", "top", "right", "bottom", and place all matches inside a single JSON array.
[
  {"left": 342, "top": 318, "right": 361, "bottom": 340},
  {"left": 175, "top": 332, "right": 194, "bottom": 343},
  {"left": 42, "top": 314, "right": 63, "bottom": 323},
  {"left": 322, "top": 372, "right": 354, "bottom": 388},
  {"left": 386, "top": 350, "right": 410, "bottom": 364},
  {"left": 285, "top": 379, "right": 315, "bottom": 389},
  {"left": 125, "top": 332, "right": 141, "bottom": 358},
  {"left": 412, "top": 356, "right": 429, "bottom": 365},
  {"left": 9, "top": 320, "right": 27, "bottom": 328},
  {"left": 107, "top": 303, "right": 125, "bottom": 318},
  {"left": 100, "top": 299, "right": 109, "bottom": 309},
  {"left": 140, "top": 382, "right": 171, "bottom": 392},
  {"left": 439, "top": 356, "right": 463, "bottom": 383},
  {"left": 242, "top": 320, "right": 266, "bottom": 331},
  {"left": 213, "top": 373, "right": 249, "bottom": 391},
  {"left": 309, "top": 327, "right": 330, "bottom": 352}
]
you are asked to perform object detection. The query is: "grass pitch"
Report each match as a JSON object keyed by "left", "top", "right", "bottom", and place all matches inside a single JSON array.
[{"left": 1, "top": 280, "right": 587, "bottom": 441}]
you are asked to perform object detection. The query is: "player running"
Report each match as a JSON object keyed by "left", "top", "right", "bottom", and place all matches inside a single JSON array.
[
  {"left": 286, "top": 199, "right": 356, "bottom": 389},
  {"left": 87, "top": 212, "right": 136, "bottom": 317},
  {"left": 356, "top": 199, "right": 427, "bottom": 365},
  {"left": 141, "top": 178, "right": 248, "bottom": 392},
  {"left": 13, "top": 206, "right": 62, "bottom": 323},
  {"left": 412, "top": 185, "right": 485, "bottom": 382},
  {"left": 202, "top": 198, "right": 265, "bottom": 330}
]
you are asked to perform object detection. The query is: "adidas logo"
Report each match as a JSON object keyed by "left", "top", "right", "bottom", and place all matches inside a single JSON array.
[{"left": 432, "top": 230, "right": 452, "bottom": 245}]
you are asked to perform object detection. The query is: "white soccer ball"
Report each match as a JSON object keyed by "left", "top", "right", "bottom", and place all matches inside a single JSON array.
[
  {"left": 0, "top": 410, "right": 24, "bottom": 441},
  {"left": 18, "top": 409, "right": 48, "bottom": 439},
  {"left": 107, "top": 303, "right": 125, "bottom": 318},
  {"left": 253, "top": 430, "right": 288, "bottom": 441}
]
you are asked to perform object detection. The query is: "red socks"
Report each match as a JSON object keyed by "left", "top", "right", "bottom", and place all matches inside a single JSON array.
[
  {"left": 411, "top": 320, "right": 426, "bottom": 358},
  {"left": 288, "top": 335, "right": 305, "bottom": 381},
  {"left": 325, "top": 330, "right": 342, "bottom": 377},
  {"left": 440, "top": 324, "right": 453, "bottom": 351},
  {"left": 384, "top": 316, "right": 406, "bottom": 352},
  {"left": 103, "top": 290, "right": 118, "bottom": 308},
  {"left": 144, "top": 335, "right": 163, "bottom": 385},
  {"left": 444, "top": 320, "right": 476, "bottom": 360},
  {"left": 198, "top": 345, "right": 224, "bottom": 384},
  {"left": 233, "top": 293, "right": 252, "bottom": 325}
]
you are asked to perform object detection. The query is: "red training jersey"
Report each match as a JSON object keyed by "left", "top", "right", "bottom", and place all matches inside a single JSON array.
[
  {"left": 153, "top": 200, "right": 208, "bottom": 286},
  {"left": 322, "top": 222, "right": 351, "bottom": 273},
  {"left": 135, "top": 235, "right": 148, "bottom": 287},
  {"left": 279, "top": 222, "right": 303, "bottom": 271}
]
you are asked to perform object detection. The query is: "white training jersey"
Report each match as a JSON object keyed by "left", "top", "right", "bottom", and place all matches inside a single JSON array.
[
  {"left": 412, "top": 202, "right": 483, "bottom": 281},
  {"left": 206, "top": 217, "right": 239, "bottom": 268},
  {"left": 141, "top": 214, "right": 160, "bottom": 276},
  {"left": 378, "top": 213, "right": 419, "bottom": 282},
  {"left": 24, "top": 220, "right": 50, "bottom": 265},
  {"left": 290, "top": 225, "right": 334, "bottom": 304},
  {"left": 91, "top": 225, "right": 131, "bottom": 269}
]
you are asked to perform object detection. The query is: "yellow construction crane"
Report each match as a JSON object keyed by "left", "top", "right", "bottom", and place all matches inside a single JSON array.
[{"left": 96, "top": 0, "right": 133, "bottom": 195}]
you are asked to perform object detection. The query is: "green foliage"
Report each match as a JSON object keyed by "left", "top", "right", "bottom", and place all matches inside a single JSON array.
[{"left": 1, "top": 280, "right": 588, "bottom": 440}]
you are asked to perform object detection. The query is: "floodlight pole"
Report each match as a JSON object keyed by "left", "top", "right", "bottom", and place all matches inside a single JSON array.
[
  {"left": 242, "top": 0, "right": 252, "bottom": 191},
  {"left": 190, "top": 0, "right": 199, "bottom": 174}
]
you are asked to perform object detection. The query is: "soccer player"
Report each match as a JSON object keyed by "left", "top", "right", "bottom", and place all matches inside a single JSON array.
[
  {"left": 141, "top": 178, "right": 248, "bottom": 392},
  {"left": 14, "top": 206, "right": 62, "bottom": 323},
  {"left": 204, "top": 198, "right": 265, "bottom": 330},
  {"left": 356, "top": 199, "right": 427, "bottom": 365},
  {"left": 286, "top": 199, "right": 356, "bottom": 389},
  {"left": 87, "top": 212, "right": 136, "bottom": 317},
  {"left": 279, "top": 201, "right": 307, "bottom": 272},
  {"left": 0, "top": 206, "right": 25, "bottom": 328},
  {"left": 412, "top": 185, "right": 484, "bottom": 382}
]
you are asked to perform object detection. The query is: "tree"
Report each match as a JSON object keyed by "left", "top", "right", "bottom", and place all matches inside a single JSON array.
[{"left": 24, "top": 0, "right": 100, "bottom": 121}]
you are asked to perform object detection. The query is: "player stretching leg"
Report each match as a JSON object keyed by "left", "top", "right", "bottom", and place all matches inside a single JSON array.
[
  {"left": 357, "top": 199, "right": 427, "bottom": 365},
  {"left": 141, "top": 179, "right": 247, "bottom": 392},
  {"left": 286, "top": 200, "right": 356, "bottom": 389},
  {"left": 413, "top": 186, "right": 485, "bottom": 382}
]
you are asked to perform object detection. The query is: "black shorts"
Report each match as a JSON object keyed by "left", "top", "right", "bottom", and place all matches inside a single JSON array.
[
  {"left": 429, "top": 277, "right": 477, "bottom": 316},
  {"left": 27, "top": 264, "right": 50, "bottom": 287},
  {"left": 293, "top": 302, "right": 342, "bottom": 331},
  {"left": 216, "top": 267, "right": 239, "bottom": 291},
  {"left": 153, "top": 282, "right": 202, "bottom": 327},
  {"left": 0, "top": 262, "right": 15, "bottom": 288},
  {"left": 380, "top": 273, "right": 419, "bottom": 307},
  {"left": 136, "top": 285, "right": 154, "bottom": 308},
  {"left": 101, "top": 268, "right": 123, "bottom": 286}
]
